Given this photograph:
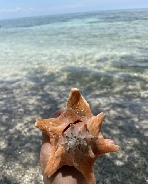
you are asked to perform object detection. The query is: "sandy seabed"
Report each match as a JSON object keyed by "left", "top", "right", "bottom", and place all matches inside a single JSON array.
[{"left": 0, "top": 68, "right": 147, "bottom": 184}]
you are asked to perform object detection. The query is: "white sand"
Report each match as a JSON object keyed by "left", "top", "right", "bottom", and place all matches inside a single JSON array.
[{"left": 0, "top": 70, "right": 147, "bottom": 184}]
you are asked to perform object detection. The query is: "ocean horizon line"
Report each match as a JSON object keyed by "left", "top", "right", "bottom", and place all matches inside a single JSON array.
[{"left": 0, "top": 7, "right": 148, "bottom": 21}]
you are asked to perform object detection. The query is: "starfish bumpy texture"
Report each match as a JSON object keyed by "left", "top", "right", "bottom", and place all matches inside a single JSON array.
[{"left": 35, "top": 88, "right": 119, "bottom": 184}]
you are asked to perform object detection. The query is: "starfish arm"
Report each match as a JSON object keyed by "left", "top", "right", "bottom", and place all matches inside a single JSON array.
[
  {"left": 94, "top": 134, "right": 119, "bottom": 155},
  {"left": 104, "top": 139, "right": 120, "bottom": 152},
  {"left": 35, "top": 109, "right": 80, "bottom": 136},
  {"left": 44, "top": 147, "right": 62, "bottom": 177},
  {"left": 67, "top": 88, "right": 93, "bottom": 118},
  {"left": 87, "top": 112, "right": 104, "bottom": 136},
  {"left": 75, "top": 158, "right": 96, "bottom": 184},
  {"left": 35, "top": 119, "right": 54, "bottom": 138}
]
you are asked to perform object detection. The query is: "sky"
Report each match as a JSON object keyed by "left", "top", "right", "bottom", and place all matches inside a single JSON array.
[{"left": 0, "top": 0, "right": 148, "bottom": 19}]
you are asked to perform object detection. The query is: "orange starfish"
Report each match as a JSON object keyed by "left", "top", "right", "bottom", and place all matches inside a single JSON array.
[{"left": 35, "top": 88, "right": 119, "bottom": 184}]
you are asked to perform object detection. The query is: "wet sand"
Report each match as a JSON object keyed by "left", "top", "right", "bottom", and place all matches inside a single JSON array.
[{"left": 0, "top": 67, "right": 147, "bottom": 184}]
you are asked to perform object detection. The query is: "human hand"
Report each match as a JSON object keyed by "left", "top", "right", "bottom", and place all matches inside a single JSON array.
[{"left": 40, "top": 110, "right": 87, "bottom": 184}]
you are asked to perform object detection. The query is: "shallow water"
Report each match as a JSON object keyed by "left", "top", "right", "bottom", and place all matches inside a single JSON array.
[
  {"left": 0, "top": 8, "right": 148, "bottom": 184},
  {"left": 0, "top": 9, "right": 148, "bottom": 86}
]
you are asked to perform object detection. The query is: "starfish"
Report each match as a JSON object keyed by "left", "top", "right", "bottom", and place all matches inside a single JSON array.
[{"left": 35, "top": 88, "right": 119, "bottom": 184}]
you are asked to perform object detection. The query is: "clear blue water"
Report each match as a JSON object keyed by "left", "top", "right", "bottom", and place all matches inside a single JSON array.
[{"left": 0, "top": 8, "right": 148, "bottom": 99}]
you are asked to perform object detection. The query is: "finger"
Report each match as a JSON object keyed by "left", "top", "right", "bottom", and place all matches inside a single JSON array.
[{"left": 42, "top": 132, "right": 50, "bottom": 144}]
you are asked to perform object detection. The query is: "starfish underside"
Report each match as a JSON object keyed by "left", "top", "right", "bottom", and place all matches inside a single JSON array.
[{"left": 35, "top": 88, "right": 119, "bottom": 184}]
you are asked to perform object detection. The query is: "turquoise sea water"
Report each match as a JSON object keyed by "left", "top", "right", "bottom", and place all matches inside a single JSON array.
[{"left": 0, "top": 8, "right": 148, "bottom": 98}]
